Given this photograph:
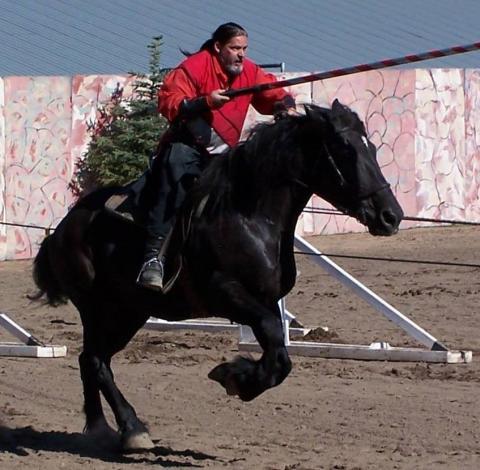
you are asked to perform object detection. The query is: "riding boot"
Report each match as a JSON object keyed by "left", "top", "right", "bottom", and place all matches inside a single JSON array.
[{"left": 137, "top": 236, "right": 166, "bottom": 290}]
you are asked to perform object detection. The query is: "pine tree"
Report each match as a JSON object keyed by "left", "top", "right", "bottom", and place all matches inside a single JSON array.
[{"left": 70, "top": 36, "right": 170, "bottom": 196}]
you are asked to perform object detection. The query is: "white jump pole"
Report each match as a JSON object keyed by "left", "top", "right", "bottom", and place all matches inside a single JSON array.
[
  {"left": 293, "top": 235, "right": 447, "bottom": 351},
  {"left": 240, "top": 234, "right": 471, "bottom": 363},
  {"left": 0, "top": 312, "right": 67, "bottom": 358},
  {"left": 0, "top": 312, "right": 44, "bottom": 346},
  {"left": 147, "top": 302, "right": 310, "bottom": 338}
]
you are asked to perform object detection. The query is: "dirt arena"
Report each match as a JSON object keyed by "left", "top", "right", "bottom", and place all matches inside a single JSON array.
[{"left": 1, "top": 225, "right": 480, "bottom": 469}]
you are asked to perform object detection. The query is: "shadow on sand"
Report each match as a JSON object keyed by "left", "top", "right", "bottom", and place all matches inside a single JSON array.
[{"left": 0, "top": 425, "right": 220, "bottom": 467}]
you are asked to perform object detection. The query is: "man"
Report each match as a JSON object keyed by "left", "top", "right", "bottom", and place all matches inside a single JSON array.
[{"left": 137, "top": 22, "right": 296, "bottom": 290}]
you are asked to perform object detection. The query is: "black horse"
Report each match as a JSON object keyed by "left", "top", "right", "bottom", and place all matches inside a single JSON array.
[{"left": 32, "top": 100, "right": 403, "bottom": 451}]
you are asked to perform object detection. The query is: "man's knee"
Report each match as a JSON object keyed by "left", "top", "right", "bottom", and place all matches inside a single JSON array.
[{"left": 166, "top": 143, "right": 202, "bottom": 182}]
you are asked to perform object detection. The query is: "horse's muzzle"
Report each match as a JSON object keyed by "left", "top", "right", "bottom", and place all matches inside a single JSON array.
[
  {"left": 367, "top": 212, "right": 401, "bottom": 236},
  {"left": 359, "top": 193, "right": 404, "bottom": 236}
]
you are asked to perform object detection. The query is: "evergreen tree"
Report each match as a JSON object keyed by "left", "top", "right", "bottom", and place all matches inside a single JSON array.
[{"left": 70, "top": 36, "right": 170, "bottom": 196}]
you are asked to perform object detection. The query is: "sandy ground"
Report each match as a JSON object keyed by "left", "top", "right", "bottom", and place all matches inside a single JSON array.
[{"left": 1, "top": 225, "right": 480, "bottom": 469}]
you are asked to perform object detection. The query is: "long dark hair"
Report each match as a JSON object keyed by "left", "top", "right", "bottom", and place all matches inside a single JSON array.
[{"left": 181, "top": 22, "right": 248, "bottom": 57}]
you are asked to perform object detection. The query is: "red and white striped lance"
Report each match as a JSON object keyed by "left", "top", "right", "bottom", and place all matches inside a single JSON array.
[{"left": 223, "top": 41, "right": 480, "bottom": 98}]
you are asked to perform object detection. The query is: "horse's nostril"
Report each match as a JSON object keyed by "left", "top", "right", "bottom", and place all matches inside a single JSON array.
[{"left": 381, "top": 210, "right": 397, "bottom": 228}]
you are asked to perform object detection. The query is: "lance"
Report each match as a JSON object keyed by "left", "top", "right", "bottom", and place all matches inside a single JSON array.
[{"left": 223, "top": 41, "right": 480, "bottom": 98}]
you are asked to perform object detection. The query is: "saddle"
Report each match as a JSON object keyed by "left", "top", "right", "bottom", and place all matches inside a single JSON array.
[
  {"left": 103, "top": 172, "right": 147, "bottom": 224},
  {"left": 103, "top": 173, "right": 206, "bottom": 293}
]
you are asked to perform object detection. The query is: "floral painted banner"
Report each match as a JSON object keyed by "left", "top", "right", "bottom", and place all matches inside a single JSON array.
[
  {"left": 3, "top": 76, "right": 72, "bottom": 259},
  {"left": 0, "top": 78, "right": 5, "bottom": 260},
  {"left": 0, "top": 70, "right": 479, "bottom": 259}
]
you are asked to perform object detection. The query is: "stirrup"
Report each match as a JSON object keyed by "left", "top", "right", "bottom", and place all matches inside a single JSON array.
[{"left": 136, "top": 257, "right": 165, "bottom": 290}]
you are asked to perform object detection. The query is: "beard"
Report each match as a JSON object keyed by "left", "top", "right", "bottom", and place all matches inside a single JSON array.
[
  {"left": 224, "top": 63, "right": 243, "bottom": 76},
  {"left": 218, "top": 52, "right": 244, "bottom": 76}
]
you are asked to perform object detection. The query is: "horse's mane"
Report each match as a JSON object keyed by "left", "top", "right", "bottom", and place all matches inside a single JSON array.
[
  {"left": 187, "top": 114, "right": 307, "bottom": 217},
  {"left": 185, "top": 101, "right": 369, "bottom": 218}
]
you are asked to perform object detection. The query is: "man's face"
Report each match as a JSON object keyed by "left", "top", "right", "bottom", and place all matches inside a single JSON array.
[{"left": 215, "top": 35, "right": 248, "bottom": 76}]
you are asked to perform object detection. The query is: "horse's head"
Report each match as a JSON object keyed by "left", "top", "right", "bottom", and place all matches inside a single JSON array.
[{"left": 299, "top": 100, "right": 403, "bottom": 235}]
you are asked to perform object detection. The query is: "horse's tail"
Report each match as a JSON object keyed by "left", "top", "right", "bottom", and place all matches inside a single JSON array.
[{"left": 30, "top": 234, "right": 68, "bottom": 307}]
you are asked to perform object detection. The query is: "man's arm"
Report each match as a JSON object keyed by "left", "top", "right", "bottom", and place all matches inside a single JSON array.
[
  {"left": 158, "top": 68, "right": 197, "bottom": 121},
  {"left": 251, "top": 67, "right": 296, "bottom": 115},
  {"left": 158, "top": 68, "right": 230, "bottom": 122}
]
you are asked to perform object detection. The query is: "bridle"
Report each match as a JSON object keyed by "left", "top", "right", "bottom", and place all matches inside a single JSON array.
[
  {"left": 290, "top": 123, "right": 390, "bottom": 207},
  {"left": 321, "top": 127, "right": 390, "bottom": 201},
  {"left": 323, "top": 140, "right": 347, "bottom": 188}
]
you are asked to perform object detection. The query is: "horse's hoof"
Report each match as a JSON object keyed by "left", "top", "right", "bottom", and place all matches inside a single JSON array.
[
  {"left": 85, "top": 422, "right": 118, "bottom": 438},
  {"left": 208, "top": 363, "right": 228, "bottom": 384},
  {"left": 225, "top": 376, "right": 240, "bottom": 396},
  {"left": 84, "top": 422, "right": 121, "bottom": 451},
  {"left": 208, "top": 363, "right": 240, "bottom": 397},
  {"left": 122, "top": 431, "right": 155, "bottom": 453}
]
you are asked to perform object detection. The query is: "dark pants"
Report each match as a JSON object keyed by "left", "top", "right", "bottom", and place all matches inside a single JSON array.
[{"left": 143, "top": 142, "right": 204, "bottom": 241}]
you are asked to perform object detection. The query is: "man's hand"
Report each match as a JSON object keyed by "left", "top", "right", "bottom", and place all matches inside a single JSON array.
[
  {"left": 287, "top": 107, "right": 301, "bottom": 116},
  {"left": 209, "top": 89, "right": 231, "bottom": 108},
  {"left": 275, "top": 107, "right": 300, "bottom": 121}
]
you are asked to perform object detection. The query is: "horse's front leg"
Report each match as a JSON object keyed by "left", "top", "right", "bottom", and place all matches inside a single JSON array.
[{"left": 207, "top": 277, "right": 292, "bottom": 401}]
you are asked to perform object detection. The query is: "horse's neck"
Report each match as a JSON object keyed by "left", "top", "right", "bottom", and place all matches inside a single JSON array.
[
  {"left": 255, "top": 185, "right": 312, "bottom": 231},
  {"left": 227, "top": 137, "right": 312, "bottom": 227}
]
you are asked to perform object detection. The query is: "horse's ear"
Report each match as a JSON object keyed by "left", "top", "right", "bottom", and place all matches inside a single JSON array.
[
  {"left": 303, "top": 104, "right": 325, "bottom": 122},
  {"left": 332, "top": 98, "right": 343, "bottom": 112},
  {"left": 303, "top": 103, "right": 314, "bottom": 118}
]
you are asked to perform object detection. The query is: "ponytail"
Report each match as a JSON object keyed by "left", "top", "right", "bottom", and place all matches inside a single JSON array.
[{"left": 181, "top": 22, "right": 247, "bottom": 56}]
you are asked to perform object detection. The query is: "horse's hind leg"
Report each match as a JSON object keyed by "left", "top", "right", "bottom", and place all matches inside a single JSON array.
[
  {"left": 79, "top": 346, "right": 154, "bottom": 452},
  {"left": 208, "top": 277, "right": 292, "bottom": 401},
  {"left": 79, "top": 351, "right": 116, "bottom": 436},
  {"left": 79, "top": 311, "right": 154, "bottom": 452}
]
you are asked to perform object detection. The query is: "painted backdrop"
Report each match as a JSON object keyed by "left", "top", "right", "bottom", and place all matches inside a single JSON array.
[{"left": 0, "top": 69, "right": 479, "bottom": 260}]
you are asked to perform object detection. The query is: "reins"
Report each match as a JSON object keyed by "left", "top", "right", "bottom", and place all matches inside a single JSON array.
[{"left": 322, "top": 141, "right": 347, "bottom": 188}]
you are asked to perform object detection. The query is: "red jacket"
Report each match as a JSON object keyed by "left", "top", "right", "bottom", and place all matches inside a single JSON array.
[{"left": 158, "top": 49, "right": 292, "bottom": 147}]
